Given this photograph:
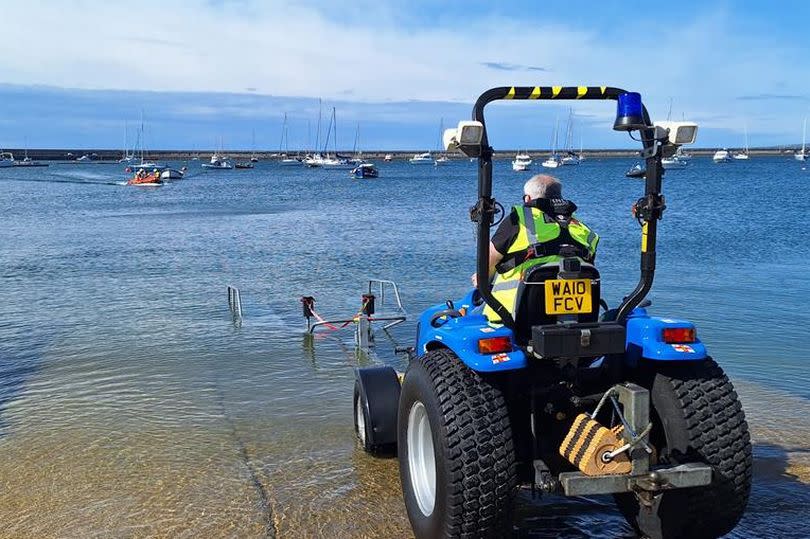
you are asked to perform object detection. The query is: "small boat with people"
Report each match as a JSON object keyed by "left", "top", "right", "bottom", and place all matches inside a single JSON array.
[
  {"left": 351, "top": 163, "right": 379, "bottom": 179},
  {"left": 127, "top": 168, "right": 164, "bottom": 186},
  {"left": 409, "top": 152, "right": 433, "bottom": 164},
  {"left": 202, "top": 153, "right": 233, "bottom": 169},
  {"left": 235, "top": 161, "right": 254, "bottom": 169},
  {"left": 512, "top": 152, "right": 532, "bottom": 171}
]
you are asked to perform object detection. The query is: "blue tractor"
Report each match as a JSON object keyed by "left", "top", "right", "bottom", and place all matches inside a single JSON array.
[{"left": 353, "top": 86, "right": 752, "bottom": 539}]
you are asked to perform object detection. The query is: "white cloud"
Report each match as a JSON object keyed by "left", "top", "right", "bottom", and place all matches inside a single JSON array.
[{"left": 1, "top": 1, "right": 808, "bottom": 135}]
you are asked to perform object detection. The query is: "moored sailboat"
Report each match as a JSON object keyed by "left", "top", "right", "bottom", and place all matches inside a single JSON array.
[{"left": 795, "top": 118, "right": 807, "bottom": 161}]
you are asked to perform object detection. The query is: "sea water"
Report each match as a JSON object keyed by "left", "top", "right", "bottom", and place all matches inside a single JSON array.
[{"left": 1, "top": 157, "right": 808, "bottom": 537}]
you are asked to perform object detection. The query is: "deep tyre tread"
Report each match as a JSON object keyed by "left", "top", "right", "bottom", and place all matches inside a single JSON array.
[
  {"left": 616, "top": 358, "right": 752, "bottom": 539},
  {"left": 399, "top": 348, "right": 517, "bottom": 539}
]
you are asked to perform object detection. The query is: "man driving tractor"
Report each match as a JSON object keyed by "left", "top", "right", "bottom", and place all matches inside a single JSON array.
[{"left": 473, "top": 174, "right": 599, "bottom": 322}]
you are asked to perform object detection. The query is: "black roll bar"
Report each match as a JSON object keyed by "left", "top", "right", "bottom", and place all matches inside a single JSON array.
[{"left": 471, "top": 86, "right": 661, "bottom": 328}]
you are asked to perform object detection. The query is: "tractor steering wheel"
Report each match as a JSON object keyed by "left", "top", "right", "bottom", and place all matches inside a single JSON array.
[{"left": 430, "top": 309, "right": 463, "bottom": 328}]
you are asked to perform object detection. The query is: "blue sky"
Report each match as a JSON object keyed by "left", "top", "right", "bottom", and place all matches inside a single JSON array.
[{"left": 1, "top": 0, "right": 809, "bottom": 150}]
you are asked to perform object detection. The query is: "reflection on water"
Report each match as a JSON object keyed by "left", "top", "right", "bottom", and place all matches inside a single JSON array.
[{"left": 1, "top": 159, "right": 808, "bottom": 537}]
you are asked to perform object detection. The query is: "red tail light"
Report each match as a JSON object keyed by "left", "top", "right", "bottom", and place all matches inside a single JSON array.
[
  {"left": 478, "top": 336, "right": 512, "bottom": 354},
  {"left": 662, "top": 327, "right": 696, "bottom": 344}
]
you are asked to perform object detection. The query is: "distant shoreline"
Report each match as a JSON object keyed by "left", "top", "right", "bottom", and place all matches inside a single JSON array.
[{"left": 0, "top": 147, "right": 800, "bottom": 161}]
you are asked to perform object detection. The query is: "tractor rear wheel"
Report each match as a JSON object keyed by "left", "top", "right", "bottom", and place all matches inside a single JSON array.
[
  {"left": 398, "top": 348, "right": 517, "bottom": 538},
  {"left": 616, "top": 358, "right": 752, "bottom": 539}
]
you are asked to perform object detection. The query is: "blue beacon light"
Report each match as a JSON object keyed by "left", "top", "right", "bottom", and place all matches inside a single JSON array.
[{"left": 613, "top": 92, "right": 646, "bottom": 131}]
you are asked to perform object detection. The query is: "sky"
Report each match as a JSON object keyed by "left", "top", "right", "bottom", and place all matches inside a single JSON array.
[{"left": 1, "top": 0, "right": 809, "bottom": 151}]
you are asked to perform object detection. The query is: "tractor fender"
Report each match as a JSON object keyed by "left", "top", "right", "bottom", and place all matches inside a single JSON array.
[
  {"left": 416, "top": 305, "right": 527, "bottom": 373},
  {"left": 354, "top": 366, "right": 400, "bottom": 446},
  {"left": 625, "top": 308, "right": 707, "bottom": 366}
]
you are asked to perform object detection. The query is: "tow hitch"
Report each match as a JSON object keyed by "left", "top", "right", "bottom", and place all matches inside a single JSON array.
[{"left": 553, "top": 383, "right": 712, "bottom": 538}]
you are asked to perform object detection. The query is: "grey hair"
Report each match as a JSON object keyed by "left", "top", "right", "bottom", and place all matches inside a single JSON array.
[{"left": 524, "top": 174, "right": 562, "bottom": 200}]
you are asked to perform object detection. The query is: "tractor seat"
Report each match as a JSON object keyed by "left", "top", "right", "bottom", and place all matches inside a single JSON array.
[{"left": 512, "top": 261, "right": 601, "bottom": 344}]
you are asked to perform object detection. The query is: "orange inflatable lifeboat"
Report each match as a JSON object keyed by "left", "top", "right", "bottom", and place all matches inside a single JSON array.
[{"left": 127, "top": 171, "right": 163, "bottom": 186}]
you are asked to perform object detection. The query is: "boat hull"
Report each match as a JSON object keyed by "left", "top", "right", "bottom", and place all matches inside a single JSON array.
[{"left": 201, "top": 164, "right": 234, "bottom": 170}]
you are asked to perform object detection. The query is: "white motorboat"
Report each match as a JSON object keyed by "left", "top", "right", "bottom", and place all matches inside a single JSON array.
[
  {"left": 712, "top": 149, "right": 732, "bottom": 162},
  {"left": 321, "top": 156, "right": 354, "bottom": 169},
  {"left": 561, "top": 153, "right": 581, "bottom": 166},
  {"left": 626, "top": 163, "right": 645, "bottom": 178},
  {"left": 76, "top": 154, "right": 92, "bottom": 162},
  {"left": 202, "top": 153, "right": 233, "bottom": 169},
  {"left": 351, "top": 162, "right": 379, "bottom": 179},
  {"left": 434, "top": 156, "right": 450, "bottom": 166},
  {"left": 662, "top": 153, "right": 689, "bottom": 169},
  {"left": 160, "top": 168, "right": 186, "bottom": 180},
  {"left": 0, "top": 151, "right": 14, "bottom": 167},
  {"left": 280, "top": 156, "right": 301, "bottom": 166},
  {"left": 384, "top": 154, "right": 393, "bottom": 162},
  {"left": 303, "top": 153, "right": 323, "bottom": 167},
  {"left": 512, "top": 152, "right": 532, "bottom": 172},
  {"left": 795, "top": 118, "right": 807, "bottom": 161},
  {"left": 409, "top": 152, "right": 433, "bottom": 164}
]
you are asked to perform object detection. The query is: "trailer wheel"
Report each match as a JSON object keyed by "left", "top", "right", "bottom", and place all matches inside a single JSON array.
[
  {"left": 353, "top": 381, "right": 373, "bottom": 452},
  {"left": 616, "top": 358, "right": 752, "bottom": 539},
  {"left": 398, "top": 348, "right": 517, "bottom": 539}
]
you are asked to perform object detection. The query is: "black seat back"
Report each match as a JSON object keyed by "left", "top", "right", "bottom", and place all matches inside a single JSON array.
[{"left": 513, "top": 262, "right": 601, "bottom": 343}]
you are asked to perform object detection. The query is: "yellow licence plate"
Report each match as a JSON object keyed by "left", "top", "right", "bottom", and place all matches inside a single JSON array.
[{"left": 544, "top": 279, "right": 592, "bottom": 315}]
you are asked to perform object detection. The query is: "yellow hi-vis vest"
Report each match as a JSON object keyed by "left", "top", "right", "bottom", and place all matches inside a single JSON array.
[{"left": 483, "top": 204, "right": 598, "bottom": 323}]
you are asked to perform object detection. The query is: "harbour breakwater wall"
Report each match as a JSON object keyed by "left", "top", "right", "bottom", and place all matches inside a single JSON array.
[{"left": 0, "top": 147, "right": 795, "bottom": 161}]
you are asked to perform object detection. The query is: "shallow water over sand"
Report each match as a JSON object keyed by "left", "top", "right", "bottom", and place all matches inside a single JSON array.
[{"left": 1, "top": 158, "right": 808, "bottom": 537}]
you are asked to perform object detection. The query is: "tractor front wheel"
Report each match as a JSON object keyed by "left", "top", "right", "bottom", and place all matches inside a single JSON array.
[
  {"left": 616, "top": 358, "right": 752, "bottom": 539},
  {"left": 398, "top": 348, "right": 517, "bottom": 538}
]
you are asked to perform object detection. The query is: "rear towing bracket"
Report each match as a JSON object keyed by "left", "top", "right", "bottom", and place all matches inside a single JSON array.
[{"left": 554, "top": 383, "right": 712, "bottom": 538}]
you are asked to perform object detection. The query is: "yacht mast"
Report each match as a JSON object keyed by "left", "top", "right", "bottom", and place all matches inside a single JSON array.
[{"left": 315, "top": 99, "right": 322, "bottom": 155}]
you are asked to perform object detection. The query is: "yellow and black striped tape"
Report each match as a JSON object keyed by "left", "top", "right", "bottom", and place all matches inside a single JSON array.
[{"left": 499, "top": 86, "right": 620, "bottom": 101}]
